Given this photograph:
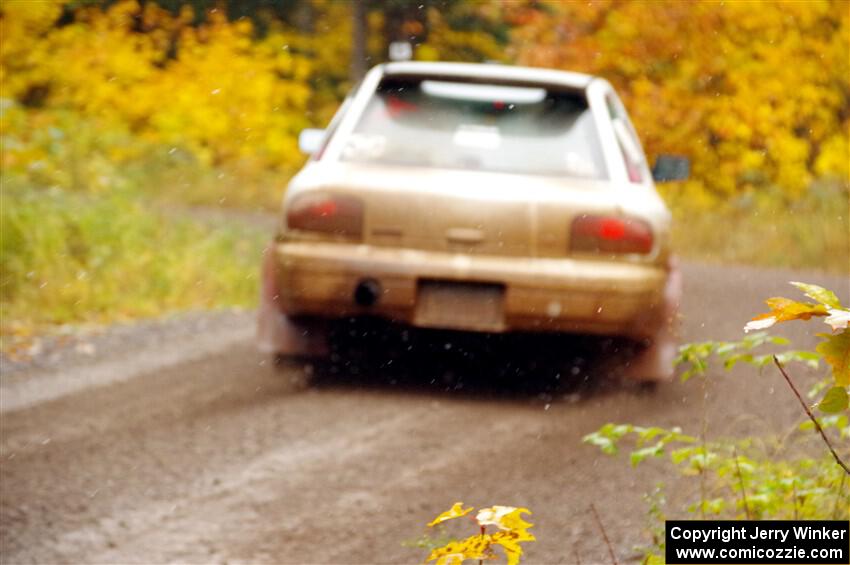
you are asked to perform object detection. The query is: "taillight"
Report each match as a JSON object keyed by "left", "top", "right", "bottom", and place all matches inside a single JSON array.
[
  {"left": 570, "top": 214, "right": 654, "bottom": 255},
  {"left": 286, "top": 193, "right": 364, "bottom": 237}
]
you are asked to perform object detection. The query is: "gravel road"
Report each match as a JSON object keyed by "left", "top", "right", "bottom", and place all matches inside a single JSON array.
[{"left": 1, "top": 263, "right": 847, "bottom": 564}]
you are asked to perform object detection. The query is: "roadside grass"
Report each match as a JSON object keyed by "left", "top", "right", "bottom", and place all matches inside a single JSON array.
[
  {"left": 664, "top": 180, "right": 849, "bottom": 274},
  {"left": 0, "top": 183, "right": 266, "bottom": 351},
  {"left": 123, "top": 148, "right": 286, "bottom": 211},
  {"left": 1, "top": 109, "right": 276, "bottom": 352}
]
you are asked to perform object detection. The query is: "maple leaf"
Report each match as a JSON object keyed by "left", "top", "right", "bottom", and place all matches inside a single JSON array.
[
  {"left": 744, "top": 297, "right": 828, "bottom": 333},
  {"left": 428, "top": 502, "right": 474, "bottom": 527},
  {"left": 475, "top": 507, "right": 535, "bottom": 565},
  {"left": 426, "top": 542, "right": 468, "bottom": 565},
  {"left": 818, "top": 386, "right": 849, "bottom": 414},
  {"left": 789, "top": 282, "right": 843, "bottom": 309},
  {"left": 491, "top": 531, "right": 536, "bottom": 565},
  {"left": 816, "top": 330, "right": 850, "bottom": 388},
  {"left": 424, "top": 503, "right": 535, "bottom": 564}
]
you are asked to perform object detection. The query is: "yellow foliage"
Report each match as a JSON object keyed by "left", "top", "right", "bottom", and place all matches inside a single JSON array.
[
  {"left": 427, "top": 535, "right": 493, "bottom": 564},
  {"left": 753, "top": 297, "right": 829, "bottom": 324},
  {"left": 420, "top": 6, "right": 505, "bottom": 63},
  {"left": 1, "top": 0, "right": 315, "bottom": 175},
  {"left": 428, "top": 502, "right": 474, "bottom": 527},
  {"left": 510, "top": 0, "right": 850, "bottom": 200},
  {"left": 817, "top": 331, "right": 850, "bottom": 387},
  {"left": 425, "top": 503, "right": 534, "bottom": 565},
  {"left": 5, "top": 0, "right": 844, "bottom": 203}
]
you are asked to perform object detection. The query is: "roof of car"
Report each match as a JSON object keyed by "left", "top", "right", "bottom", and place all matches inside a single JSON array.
[{"left": 380, "top": 62, "right": 595, "bottom": 90}]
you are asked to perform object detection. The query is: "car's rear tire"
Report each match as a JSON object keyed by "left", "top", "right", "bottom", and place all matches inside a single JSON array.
[
  {"left": 257, "top": 242, "right": 331, "bottom": 362},
  {"left": 621, "top": 338, "right": 676, "bottom": 384},
  {"left": 622, "top": 256, "right": 682, "bottom": 384}
]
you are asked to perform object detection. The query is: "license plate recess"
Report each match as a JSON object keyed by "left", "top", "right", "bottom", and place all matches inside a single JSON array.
[{"left": 414, "top": 280, "right": 505, "bottom": 332}]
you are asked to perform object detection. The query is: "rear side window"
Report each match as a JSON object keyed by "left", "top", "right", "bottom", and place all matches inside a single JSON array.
[
  {"left": 606, "top": 94, "right": 645, "bottom": 183},
  {"left": 312, "top": 94, "right": 354, "bottom": 161},
  {"left": 341, "top": 77, "right": 608, "bottom": 179}
]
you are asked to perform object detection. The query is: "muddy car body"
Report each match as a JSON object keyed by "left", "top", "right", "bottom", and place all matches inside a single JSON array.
[{"left": 259, "top": 62, "right": 686, "bottom": 381}]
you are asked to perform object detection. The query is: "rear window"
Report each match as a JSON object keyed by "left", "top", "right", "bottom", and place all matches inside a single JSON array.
[{"left": 341, "top": 77, "right": 607, "bottom": 179}]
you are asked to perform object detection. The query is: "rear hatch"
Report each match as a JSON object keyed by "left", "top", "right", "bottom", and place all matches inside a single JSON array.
[
  {"left": 310, "top": 162, "right": 634, "bottom": 261},
  {"left": 359, "top": 167, "right": 532, "bottom": 257}
]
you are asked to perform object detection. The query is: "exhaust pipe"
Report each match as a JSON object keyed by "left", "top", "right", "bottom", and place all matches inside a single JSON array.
[{"left": 353, "top": 279, "right": 381, "bottom": 307}]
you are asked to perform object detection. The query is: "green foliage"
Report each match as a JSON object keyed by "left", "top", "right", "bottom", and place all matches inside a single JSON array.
[
  {"left": 678, "top": 279, "right": 850, "bottom": 413},
  {"left": 402, "top": 527, "right": 457, "bottom": 552},
  {"left": 792, "top": 281, "right": 843, "bottom": 310},
  {"left": 800, "top": 414, "right": 850, "bottom": 439},
  {"left": 585, "top": 282, "right": 850, "bottom": 561},
  {"left": 639, "top": 485, "right": 667, "bottom": 565},
  {"left": 583, "top": 424, "right": 695, "bottom": 464},
  {"left": 820, "top": 387, "right": 850, "bottom": 414},
  {"left": 675, "top": 331, "right": 818, "bottom": 382},
  {"left": 585, "top": 424, "right": 849, "bottom": 522}
]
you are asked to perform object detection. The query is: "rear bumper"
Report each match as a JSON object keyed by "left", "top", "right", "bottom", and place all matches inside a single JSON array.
[{"left": 272, "top": 241, "right": 668, "bottom": 338}]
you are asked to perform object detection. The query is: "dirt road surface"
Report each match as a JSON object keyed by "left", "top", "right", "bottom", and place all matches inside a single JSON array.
[{"left": 1, "top": 263, "right": 847, "bottom": 564}]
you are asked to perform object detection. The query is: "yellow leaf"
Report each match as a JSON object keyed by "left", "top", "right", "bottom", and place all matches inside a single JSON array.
[
  {"left": 433, "top": 552, "right": 464, "bottom": 565},
  {"left": 498, "top": 508, "right": 534, "bottom": 536},
  {"left": 764, "top": 297, "right": 829, "bottom": 322},
  {"left": 816, "top": 330, "right": 850, "bottom": 387},
  {"left": 427, "top": 535, "right": 493, "bottom": 564},
  {"left": 745, "top": 297, "right": 828, "bottom": 332},
  {"left": 491, "top": 531, "right": 536, "bottom": 565},
  {"left": 428, "top": 502, "right": 474, "bottom": 527},
  {"left": 818, "top": 386, "right": 849, "bottom": 414}
]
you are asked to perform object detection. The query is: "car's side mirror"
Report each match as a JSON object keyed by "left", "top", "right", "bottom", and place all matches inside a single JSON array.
[
  {"left": 298, "top": 128, "right": 326, "bottom": 155},
  {"left": 652, "top": 155, "right": 690, "bottom": 182}
]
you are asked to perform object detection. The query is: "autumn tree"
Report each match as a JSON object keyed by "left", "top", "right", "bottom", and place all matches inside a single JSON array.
[{"left": 509, "top": 0, "right": 850, "bottom": 203}]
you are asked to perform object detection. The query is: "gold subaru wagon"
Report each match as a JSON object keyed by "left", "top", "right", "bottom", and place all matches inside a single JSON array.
[{"left": 259, "top": 62, "right": 688, "bottom": 382}]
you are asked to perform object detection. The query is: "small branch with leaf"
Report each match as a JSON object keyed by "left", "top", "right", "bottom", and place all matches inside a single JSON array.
[
  {"left": 422, "top": 502, "right": 535, "bottom": 565},
  {"left": 744, "top": 282, "right": 849, "bottom": 473}
]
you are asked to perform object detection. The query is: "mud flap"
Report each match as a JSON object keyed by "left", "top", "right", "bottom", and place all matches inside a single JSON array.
[
  {"left": 256, "top": 243, "right": 330, "bottom": 357},
  {"left": 623, "top": 256, "right": 682, "bottom": 383}
]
